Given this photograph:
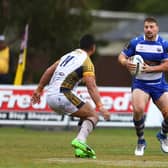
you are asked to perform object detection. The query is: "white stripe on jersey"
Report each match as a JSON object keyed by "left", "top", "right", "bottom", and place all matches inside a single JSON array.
[
  {"left": 136, "top": 44, "right": 163, "bottom": 53},
  {"left": 136, "top": 72, "right": 162, "bottom": 81}
]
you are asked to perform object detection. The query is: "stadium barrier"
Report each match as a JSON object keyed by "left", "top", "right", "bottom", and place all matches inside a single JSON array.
[{"left": 0, "top": 85, "right": 163, "bottom": 127}]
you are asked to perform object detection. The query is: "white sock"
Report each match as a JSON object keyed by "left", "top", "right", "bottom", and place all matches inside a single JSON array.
[{"left": 76, "top": 120, "right": 93, "bottom": 143}]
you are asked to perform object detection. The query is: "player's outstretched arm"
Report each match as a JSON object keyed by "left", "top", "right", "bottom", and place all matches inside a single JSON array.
[
  {"left": 83, "top": 76, "right": 110, "bottom": 120},
  {"left": 31, "top": 60, "right": 59, "bottom": 104}
]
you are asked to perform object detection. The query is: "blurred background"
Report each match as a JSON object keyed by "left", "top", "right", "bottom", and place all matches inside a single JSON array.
[{"left": 1, "top": 0, "right": 168, "bottom": 86}]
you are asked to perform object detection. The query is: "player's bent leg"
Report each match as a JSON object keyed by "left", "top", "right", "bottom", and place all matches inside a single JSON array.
[
  {"left": 71, "top": 102, "right": 98, "bottom": 158},
  {"left": 132, "top": 89, "right": 149, "bottom": 156},
  {"left": 71, "top": 102, "right": 99, "bottom": 122},
  {"left": 71, "top": 102, "right": 98, "bottom": 143},
  {"left": 133, "top": 117, "right": 146, "bottom": 156},
  {"left": 71, "top": 118, "right": 97, "bottom": 157},
  {"left": 155, "top": 93, "right": 168, "bottom": 153},
  {"left": 156, "top": 131, "right": 168, "bottom": 153},
  {"left": 156, "top": 119, "right": 168, "bottom": 153}
]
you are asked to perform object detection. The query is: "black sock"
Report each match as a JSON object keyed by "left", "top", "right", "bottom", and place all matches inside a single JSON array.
[
  {"left": 161, "top": 119, "right": 168, "bottom": 135},
  {"left": 133, "top": 117, "right": 145, "bottom": 140}
]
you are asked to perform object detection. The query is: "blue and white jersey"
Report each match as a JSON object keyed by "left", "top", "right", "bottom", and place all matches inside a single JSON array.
[{"left": 122, "top": 34, "right": 168, "bottom": 83}]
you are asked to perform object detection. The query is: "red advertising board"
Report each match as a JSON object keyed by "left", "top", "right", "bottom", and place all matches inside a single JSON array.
[
  {"left": 0, "top": 86, "right": 51, "bottom": 112},
  {"left": 0, "top": 85, "right": 161, "bottom": 127},
  {"left": 0, "top": 86, "right": 149, "bottom": 113},
  {"left": 77, "top": 87, "right": 149, "bottom": 113}
]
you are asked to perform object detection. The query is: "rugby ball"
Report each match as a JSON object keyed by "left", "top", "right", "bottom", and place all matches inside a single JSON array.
[{"left": 129, "top": 55, "right": 144, "bottom": 76}]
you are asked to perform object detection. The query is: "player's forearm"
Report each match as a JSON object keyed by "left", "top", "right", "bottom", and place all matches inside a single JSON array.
[
  {"left": 118, "top": 54, "right": 128, "bottom": 66},
  {"left": 158, "top": 61, "right": 168, "bottom": 72},
  {"left": 36, "top": 61, "right": 59, "bottom": 92},
  {"left": 37, "top": 68, "right": 53, "bottom": 92},
  {"left": 145, "top": 62, "right": 168, "bottom": 72},
  {"left": 84, "top": 76, "right": 103, "bottom": 108},
  {"left": 87, "top": 85, "right": 103, "bottom": 108}
]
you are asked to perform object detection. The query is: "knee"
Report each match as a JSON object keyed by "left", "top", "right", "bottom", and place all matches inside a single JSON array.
[
  {"left": 133, "top": 104, "right": 144, "bottom": 113},
  {"left": 87, "top": 113, "right": 99, "bottom": 126},
  {"left": 133, "top": 105, "right": 144, "bottom": 119},
  {"left": 162, "top": 108, "right": 168, "bottom": 119}
]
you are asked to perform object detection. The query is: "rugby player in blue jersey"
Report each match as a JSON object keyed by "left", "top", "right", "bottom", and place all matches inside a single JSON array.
[{"left": 118, "top": 17, "right": 168, "bottom": 156}]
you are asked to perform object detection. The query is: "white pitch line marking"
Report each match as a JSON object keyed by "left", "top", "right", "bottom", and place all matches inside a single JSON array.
[{"left": 38, "top": 158, "right": 168, "bottom": 167}]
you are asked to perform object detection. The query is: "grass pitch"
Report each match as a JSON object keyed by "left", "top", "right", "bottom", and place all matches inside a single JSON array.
[{"left": 0, "top": 126, "right": 168, "bottom": 168}]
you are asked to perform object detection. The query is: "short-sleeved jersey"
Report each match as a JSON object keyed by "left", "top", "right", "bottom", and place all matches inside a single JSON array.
[
  {"left": 122, "top": 35, "right": 168, "bottom": 82},
  {"left": 47, "top": 49, "right": 95, "bottom": 95}
]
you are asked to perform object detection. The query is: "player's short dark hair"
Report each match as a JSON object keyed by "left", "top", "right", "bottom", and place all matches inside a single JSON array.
[
  {"left": 144, "top": 17, "right": 158, "bottom": 25},
  {"left": 80, "top": 34, "right": 95, "bottom": 51}
]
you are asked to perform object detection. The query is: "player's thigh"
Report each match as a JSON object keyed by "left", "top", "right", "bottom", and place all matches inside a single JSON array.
[
  {"left": 71, "top": 101, "right": 98, "bottom": 120},
  {"left": 47, "top": 93, "right": 79, "bottom": 115},
  {"left": 132, "top": 89, "right": 150, "bottom": 112},
  {"left": 63, "top": 90, "right": 98, "bottom": 119},
  {"left": 155, "top": 92, "right": 168, "bottom": 118}
]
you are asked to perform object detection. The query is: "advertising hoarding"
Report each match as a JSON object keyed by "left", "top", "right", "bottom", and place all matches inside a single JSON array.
[{"left": 0, "top": 85, "right": 163, "bottom": 127}]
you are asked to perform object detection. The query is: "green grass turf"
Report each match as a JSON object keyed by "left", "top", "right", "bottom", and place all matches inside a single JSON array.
[{"left": 0, "top": 126, "right": 167, "bottom": 168}]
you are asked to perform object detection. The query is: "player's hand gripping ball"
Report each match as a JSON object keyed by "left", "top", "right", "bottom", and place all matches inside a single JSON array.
[{"left": 129, "top": 55, "right": 144, "bottom": 76}]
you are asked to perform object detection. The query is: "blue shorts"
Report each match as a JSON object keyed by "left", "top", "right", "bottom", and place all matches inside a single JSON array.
[{"left": 132, "top": 79, "right": 168, "bottom": 101}]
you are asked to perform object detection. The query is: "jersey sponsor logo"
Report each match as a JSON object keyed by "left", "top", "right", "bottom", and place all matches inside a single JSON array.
[
  {"left": 58, "top": 72, "right": 65, "bottom": 76},
  {"left": 136, "top": 44, "right": 163, "bottom": 53}
]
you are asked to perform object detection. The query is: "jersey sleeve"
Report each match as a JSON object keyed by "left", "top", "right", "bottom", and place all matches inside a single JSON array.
[
  {"left": 162, "top": 40, "right": 168, "bottom": 61},
  {"left": 82, "top": 56, "right": 95, "bottom": 77},
  {"left": 122, "top": 39, "right": 136, "bottom": 57}
]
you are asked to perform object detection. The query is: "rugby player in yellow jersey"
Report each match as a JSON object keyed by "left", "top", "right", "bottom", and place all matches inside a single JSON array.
[{"left": 31, "top": 34, "right": 110, "bottom": 159}]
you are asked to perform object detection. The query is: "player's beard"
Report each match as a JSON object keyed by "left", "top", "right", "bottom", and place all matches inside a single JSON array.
[{"left": 145, "top": 32, "right": 155, "bottom": 41}]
